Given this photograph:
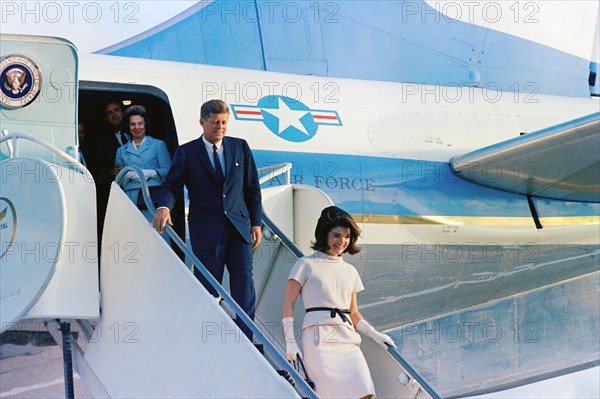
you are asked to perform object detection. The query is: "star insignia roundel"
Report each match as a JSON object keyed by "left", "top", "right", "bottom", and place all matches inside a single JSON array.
[{"left": 231, "top": 95, "right": 342, "bottom": 143}]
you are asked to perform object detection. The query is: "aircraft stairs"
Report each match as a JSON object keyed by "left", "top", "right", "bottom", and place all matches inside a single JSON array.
[{"left": 0, "top": 133, "right": 440, "bottom": 398}]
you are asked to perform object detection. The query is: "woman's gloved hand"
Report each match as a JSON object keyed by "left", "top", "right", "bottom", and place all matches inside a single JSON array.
[
  {"left": 356, "top": 319, "right": 396, "bottom": 350},
  {"left": 282, "top": 317, "right": 302, "bottom": 361}
]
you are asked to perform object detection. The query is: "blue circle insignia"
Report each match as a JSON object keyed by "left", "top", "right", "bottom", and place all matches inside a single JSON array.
[
  {"left": 0, "top": 54, "right": 42, "bottom": 109},
  {"left": 258, "top": 96, "right": 318, "bottom": 142}
]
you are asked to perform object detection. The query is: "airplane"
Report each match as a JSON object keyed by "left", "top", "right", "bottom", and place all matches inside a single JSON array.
[{"left": 1, "top": 1, "right": 599, "bottom": 398}]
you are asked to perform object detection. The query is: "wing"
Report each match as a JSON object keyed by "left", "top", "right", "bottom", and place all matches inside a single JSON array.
[{"left": 451, "top": 112, "right": 600, "bottom": 202}]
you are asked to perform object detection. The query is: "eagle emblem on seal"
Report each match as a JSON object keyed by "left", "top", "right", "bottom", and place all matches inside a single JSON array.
[{"left": 4, "top": 68, "right": 29, "bottom": 94}]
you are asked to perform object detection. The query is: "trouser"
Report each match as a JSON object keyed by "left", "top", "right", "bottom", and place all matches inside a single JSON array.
[{"left": 192, "top": 220, "right": 256, "bottom": 341}]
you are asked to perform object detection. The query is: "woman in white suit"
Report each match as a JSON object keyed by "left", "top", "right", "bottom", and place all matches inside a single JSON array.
[
  {"left": 115, "top": 105, "right": 171, "bottom": 222},
  {"left": 282, "top": 206, "right": 396, "bottom": 399}
]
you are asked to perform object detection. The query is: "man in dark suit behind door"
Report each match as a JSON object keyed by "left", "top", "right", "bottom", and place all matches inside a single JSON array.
[
  {"left": 153, "top": 99, "right": 262, "bottom": 340},
  {"left": 95, "top": 101, "right": 130, "bottom": 185},
  {"left": 94, "top": 101, "right": 131, "bottom": 244}
]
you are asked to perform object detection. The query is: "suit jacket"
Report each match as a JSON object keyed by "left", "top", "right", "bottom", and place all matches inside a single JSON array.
[
  {"left": 159, "top": 136, "right": 262, "bottom": 249},
  {"left": 115, "top": 136, "right": 171, "bottom": 203},
  {"left": 95, "top": 131, "right": 131, "bottom": 187}
]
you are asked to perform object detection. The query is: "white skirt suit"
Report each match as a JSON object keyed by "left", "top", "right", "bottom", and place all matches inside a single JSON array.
[{"left": 288, "top": 251, "right": 376, "bottom": 398}]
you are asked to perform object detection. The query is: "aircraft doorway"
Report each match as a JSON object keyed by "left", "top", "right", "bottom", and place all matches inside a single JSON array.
[
  {"left": 78, "top": 82, "right": 179, "bottom": 156},
  {"left": 78, "top": 82, "right": 185, "bottom": 261}
]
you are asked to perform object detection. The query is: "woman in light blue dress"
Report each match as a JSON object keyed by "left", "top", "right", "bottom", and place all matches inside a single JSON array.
[{"left": 115, "top": 105, "right": 171, "bottom": 225}]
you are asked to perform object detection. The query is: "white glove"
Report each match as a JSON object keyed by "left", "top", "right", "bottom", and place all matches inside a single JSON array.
[
  {"left": 282, "top": 317, "right": 302, "bottom": 361},
  {"left": 143, "top": 169, "right": 158, "bottom": 179},
  {"left": 124, "top": 170, "right": 140, "bottom": 182},
  {"left": 356, "top": 319, "right": 396, "bottom": 350}
]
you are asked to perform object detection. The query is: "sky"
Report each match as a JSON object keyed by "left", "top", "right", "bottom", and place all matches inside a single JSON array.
[
  {"left": 0, "top": 1, "right": 198, "bottom": 53},
  {"left": 2, "top": 1, "right": 598, "bottom": 60}
]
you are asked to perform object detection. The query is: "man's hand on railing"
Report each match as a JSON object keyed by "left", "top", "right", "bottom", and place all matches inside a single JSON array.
[
  {"left": 251, "top": 226, "right": 262, "bottom": 249},
  {"left": 152, "top": 207, "right": 172, "bottom": 234}
]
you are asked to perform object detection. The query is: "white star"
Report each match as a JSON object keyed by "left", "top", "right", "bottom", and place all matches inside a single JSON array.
[{"left": 265, "top": 98, "right": 310, "bottom": 136}]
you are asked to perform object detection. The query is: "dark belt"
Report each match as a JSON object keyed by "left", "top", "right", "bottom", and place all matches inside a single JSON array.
[{"left": 305, "top": 307, "right": 352, "bottom": 325}]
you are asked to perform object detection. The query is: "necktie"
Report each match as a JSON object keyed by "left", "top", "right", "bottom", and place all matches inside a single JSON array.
[
  {"left": 213, "top": 144, "right": 224, "bottom": 183},
  {"left": 117, "top": 132, "right": 128, "bottom": 146}
]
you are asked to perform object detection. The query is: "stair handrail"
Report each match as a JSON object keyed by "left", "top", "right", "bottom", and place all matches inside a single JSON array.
[
  {"left": 260, "top": 212, "right": 304, "bottom": 258},
  {"left": 261, "top": 210, "right": 443, "bottom": 398},
  {"left": 257, "top": 162, "right": 292, "bottom": 185},
  {"left": 385, "top": 343, "right": 442, "bottom": 399},
  {"left": 254, "top": 162, "right": 443, "bottom": 398},
  {"left": 120, "top": 164, "right": 441, "bottom": 399},
  {"left": 255, "top": 161, "right": 302, "bottom": 257},
  {"left": 0, "top": 131, "right": 89, "bottom": 175},
  {"left": 116, "top": 164, "right": 318, "bottom": 399},
  {"left": 1, "top": 129, "right": 14, "bottom": 157}
]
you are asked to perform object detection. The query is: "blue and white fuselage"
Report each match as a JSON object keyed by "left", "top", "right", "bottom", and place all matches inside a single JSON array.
[{"left": 1, "top": 0, "right": 599, "bottom": 396}]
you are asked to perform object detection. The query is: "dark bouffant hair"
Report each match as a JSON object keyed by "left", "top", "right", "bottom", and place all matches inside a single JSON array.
[
  {"left": 201, "top": 99, "right": 230, "bottom": 119},
  {"left": 311, "top": 206, "right": 362, "bottom": 255},
  {"left": 124, "top": 105, "right": 149, "bottom": 131}
]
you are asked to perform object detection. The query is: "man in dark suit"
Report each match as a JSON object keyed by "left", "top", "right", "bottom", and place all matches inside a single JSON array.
[
  {"left": 94, "top": 101, "right": 131, "bottom": 238},
  {"left": 95, "top": 101, "right": 130, "bottom": 187},
  {"left": 152, "top": 99, "right": 262, "bottom": 339}
]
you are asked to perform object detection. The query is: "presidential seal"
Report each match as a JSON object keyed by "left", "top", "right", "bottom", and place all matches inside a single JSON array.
[{"left": 0, "top": 54, "right": 42, "bottom": 109}]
